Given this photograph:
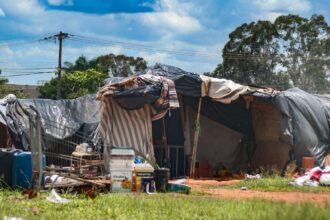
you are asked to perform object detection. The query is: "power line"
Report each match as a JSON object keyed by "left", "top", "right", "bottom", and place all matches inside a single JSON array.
[
  {"left": 0, "top": 67, "right": 57, "bottom": 71},
  {"left": 1, "top": 71, "right": 55, "bottom": 77},
  {"left": 69, "top": 35, "right": 221, "bottom": 59}
]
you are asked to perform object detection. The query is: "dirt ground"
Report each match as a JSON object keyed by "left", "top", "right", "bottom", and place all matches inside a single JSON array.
[{"left": 186, "top": 179, "right": 330, "bottom": 205}]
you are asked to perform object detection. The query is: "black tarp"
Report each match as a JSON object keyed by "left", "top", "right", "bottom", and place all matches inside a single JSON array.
[
  {"left": 108, "top": 64, "right": 201, "bottom": 110},
  {"left": 113, "top": 84, "right": 161, "bottom": 110},
  {"left": 152, "top": 109, "right": 185, "bottom": 146},
  {"left": 146, "top": 63, "right": 202, "bottom": 97}
]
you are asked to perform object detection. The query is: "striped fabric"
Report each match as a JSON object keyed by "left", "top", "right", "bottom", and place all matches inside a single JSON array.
[{"left": 99, "top": 97, "right": 155, "bottom": 167}]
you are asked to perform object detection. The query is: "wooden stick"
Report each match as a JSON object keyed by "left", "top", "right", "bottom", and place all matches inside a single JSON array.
[{"left": 190, "top": 97, "right": 202, "bottom": 178}]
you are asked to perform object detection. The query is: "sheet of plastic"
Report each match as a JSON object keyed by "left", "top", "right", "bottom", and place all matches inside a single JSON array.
[
  {"left": 273, "top": 88, "right": 330, "bottom": 166},
  {"left": 4, "top": 94, "right": 100, "bottom": 151}
]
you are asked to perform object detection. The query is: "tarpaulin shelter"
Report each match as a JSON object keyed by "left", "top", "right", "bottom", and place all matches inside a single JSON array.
[
  {"left": 97, "top": 64, "right": 283, "bottom": 175},
  {"left": 0, "top": 94, "right": 100, "bottom": 165}
]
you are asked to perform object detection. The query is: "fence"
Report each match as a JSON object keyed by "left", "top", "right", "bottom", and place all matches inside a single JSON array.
[{"left": 41, "top": 119, "right": 96, "bottom": 167}]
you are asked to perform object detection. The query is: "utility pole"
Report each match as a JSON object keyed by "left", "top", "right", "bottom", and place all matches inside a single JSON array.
[
  {"left": 57, "top": 31, "right": 63, "bottom": 99},
  {"left": 42, "top": 31, "right": 70, "bottom": 99}
]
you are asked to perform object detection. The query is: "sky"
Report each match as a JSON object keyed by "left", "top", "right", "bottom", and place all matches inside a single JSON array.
[{"left": 0, "top": 0, "right": 329, "bottom": 85}]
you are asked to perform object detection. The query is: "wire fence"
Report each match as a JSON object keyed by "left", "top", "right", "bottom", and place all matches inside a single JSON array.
[{"left": 41, "top": 119, "right": 96, "bottom": 167}]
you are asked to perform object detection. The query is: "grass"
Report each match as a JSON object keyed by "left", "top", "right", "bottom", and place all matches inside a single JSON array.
[
  {"left": 211, "top": 175, "right": 330, "bottom": 193},
  {"left": 1, "top": 189, "right": 330, "bottom": 220}
]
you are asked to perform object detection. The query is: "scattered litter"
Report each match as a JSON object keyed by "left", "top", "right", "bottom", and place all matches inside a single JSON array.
[
  {"left": 171, "top": 178, "right": 187, "bottom": 185},
  {"left": 46, "top": 189, "right": 71, "bottom": 204},
  {"left": 291, "top": 166, "right": 330, "bottom": 187},
  {"left": 4, "top": 217, "right": 23, "bottom": 220},
  {"left": 245, "top": 174, "right": 261, "bottom": 180},
  {"left": 240, "top": 186, "right": 248, "bottom": 190}
]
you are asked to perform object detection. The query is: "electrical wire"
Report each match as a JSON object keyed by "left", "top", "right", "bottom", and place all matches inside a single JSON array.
[
  {"left": 1, "top": 71, "right": 55, "bottom": 77},
  {"left": 68, "top": 35, "right": 221, "bottom": 59}
]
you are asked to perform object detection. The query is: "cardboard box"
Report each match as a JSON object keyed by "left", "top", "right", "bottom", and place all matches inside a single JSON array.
[{"left": 110, "top": 170, "right": 133, "bottom": 192}]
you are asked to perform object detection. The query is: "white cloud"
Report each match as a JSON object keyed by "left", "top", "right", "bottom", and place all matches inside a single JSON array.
[
  {"left": 252, "top": 0, "right": 311, "bottom": 13},
  {"left": 0, "top": 0, "right": 220, "bottom": 84},
  {"left": 47, "top": 0, "right": 73, "bottom": 6},
  {"left": 263, "top": 11, "right": 284, "bottom": 21},
  {"left": 245, "top": 0, "right": 312, "bottom": 22},
  {"left": 140, "top": 0, "right": 202, "bottom": 34},
  {"left": 0, "top": 7, "right": 5, "bottom": 16},
  {"left": 141, "top": 11, "right": 201, "bottom": 33},
  {"left": 0, "top": 0, "right": 44, "bottom": 17}
]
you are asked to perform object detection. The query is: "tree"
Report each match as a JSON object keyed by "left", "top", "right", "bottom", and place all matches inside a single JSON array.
[
  {"left": 39, "top": 54, "right": 148, "bottom": 99},
  {"left": 210, "top": 14, "right": 330, "bottom": 93},
  {"left": 63, "top": 54, "right": 148, "bottom": 77},
  {"left": 0, "top": 79, "right": 8, "bottom": 85},
  {"left": 0, "top": 75, "right": 27, "bottom": 99},
  {"left": 39, "top": 69, "right": 107, "bottom": 99}
]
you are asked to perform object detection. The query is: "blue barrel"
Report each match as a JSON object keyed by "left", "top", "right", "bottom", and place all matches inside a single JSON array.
[
  {"left": 0, "top": 148, "right": 22, "bottom": 188},
  {"left": 12, "top": 152, "right": 45, "bottom": 190}
]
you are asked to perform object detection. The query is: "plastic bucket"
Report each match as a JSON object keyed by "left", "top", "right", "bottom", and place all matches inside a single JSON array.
[{"left": 154, "top": 168, "right": 170, "bottom": 192}]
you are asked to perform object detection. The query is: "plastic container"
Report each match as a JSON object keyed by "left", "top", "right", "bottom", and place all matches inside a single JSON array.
[
  {"left": 0, "top": 148, "right": 21, "bottom": 188},
  {"left": 154, "top": 168, "right": 170, "bottom": 192},
  {"left": 12, "top": 152, "right": 45, "bottom": 190}
]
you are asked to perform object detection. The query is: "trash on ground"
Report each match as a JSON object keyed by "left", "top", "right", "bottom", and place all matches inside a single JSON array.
[
  {"left": 167, "top": 183, "right": 191, "bottom": 194},
  {"left": 4, "top": 216, "right": 24, "bottom": 220},
  {"left": 245, "top": 174, "right": 261, "bottom": 180},
  {"left": 46, "top": 189, "right": 71, "bottom": 204},
  {"left": 291, "top": 166, "right": 330, "bottom": 187}
]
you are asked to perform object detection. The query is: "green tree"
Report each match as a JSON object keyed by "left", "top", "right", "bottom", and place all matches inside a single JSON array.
[
  {"left": 40, "top": 54, "right": 148, "bottom": 99},
  {"left": 39, "top": 69, "right": 107, "bottom": 99},
  {"left": 210, "top": 14, "right": 330, "bottom": 92},
  {"left": 0, "top": 74, "right": 27, "bottom": 98},
  {"left": 64, "top": 54, "right": 148, "bottom": 77}
]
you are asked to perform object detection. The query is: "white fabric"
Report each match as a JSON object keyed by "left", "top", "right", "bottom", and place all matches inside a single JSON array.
[
  {"left": 200, "top": 75, "right": 276, "bottom": 104},
  {"left": 200, "top": 75, "right": 252, "bottom": 104}
]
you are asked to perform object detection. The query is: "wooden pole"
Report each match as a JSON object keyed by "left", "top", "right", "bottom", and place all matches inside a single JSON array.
[
  {"left": 57, "top": 31, "right": 63, "bottom": 99},
  {"left": 190, "top": 97, "right": 202, "bottom": 178},
  {"left": 162, "top": 117, "right": 169, "bottom": 167}
]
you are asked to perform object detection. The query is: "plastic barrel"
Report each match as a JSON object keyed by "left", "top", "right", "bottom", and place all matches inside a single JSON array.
[
  {"left": 0, "top": 148, "right": 22, "bottom": 188},
  {"left": 154, "top": 168, "right": 170, "bottom": 192}
]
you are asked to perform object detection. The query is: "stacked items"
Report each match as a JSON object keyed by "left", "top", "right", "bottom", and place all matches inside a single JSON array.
[
  {"left": 70, "top": 143, "right": 102, "bottom": 178},
  {"left": 133, "top": 163, "right": 155, "bottom": 192},
  {"left": 109, "top": 148, "right": 135, "bottom": 192}
]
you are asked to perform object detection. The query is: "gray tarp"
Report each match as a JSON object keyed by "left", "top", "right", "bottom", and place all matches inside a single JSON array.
[
  {"left": 273, "top": 88, "right": 330, "bottom": 166},
  {"left": 3, "top": 94, "right": 100, "bottom": 151}
]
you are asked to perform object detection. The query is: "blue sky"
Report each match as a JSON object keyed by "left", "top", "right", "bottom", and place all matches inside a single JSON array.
[{"left": 0, "top": 0, "right": 329, "bottom": 85}]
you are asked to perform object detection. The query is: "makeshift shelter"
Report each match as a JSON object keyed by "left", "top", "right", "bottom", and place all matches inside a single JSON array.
[
  {"left": 97, "top": 64, "right": 296, "bottom": 177},
  {"left": 0, "top": 94, "right": 100, "bottom": 165}
]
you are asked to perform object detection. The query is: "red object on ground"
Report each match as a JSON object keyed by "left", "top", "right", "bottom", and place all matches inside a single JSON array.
[
  {"left": 302, "top": 157, "right": 314, "bottom": 170},
  {"left": 310, "top": 170, "right": 323, "bottom": 181}
]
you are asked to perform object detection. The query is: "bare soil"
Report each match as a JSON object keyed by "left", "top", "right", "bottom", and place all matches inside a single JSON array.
[{"left": 186, "top": 179, "right": 330, "bottom": 205}]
